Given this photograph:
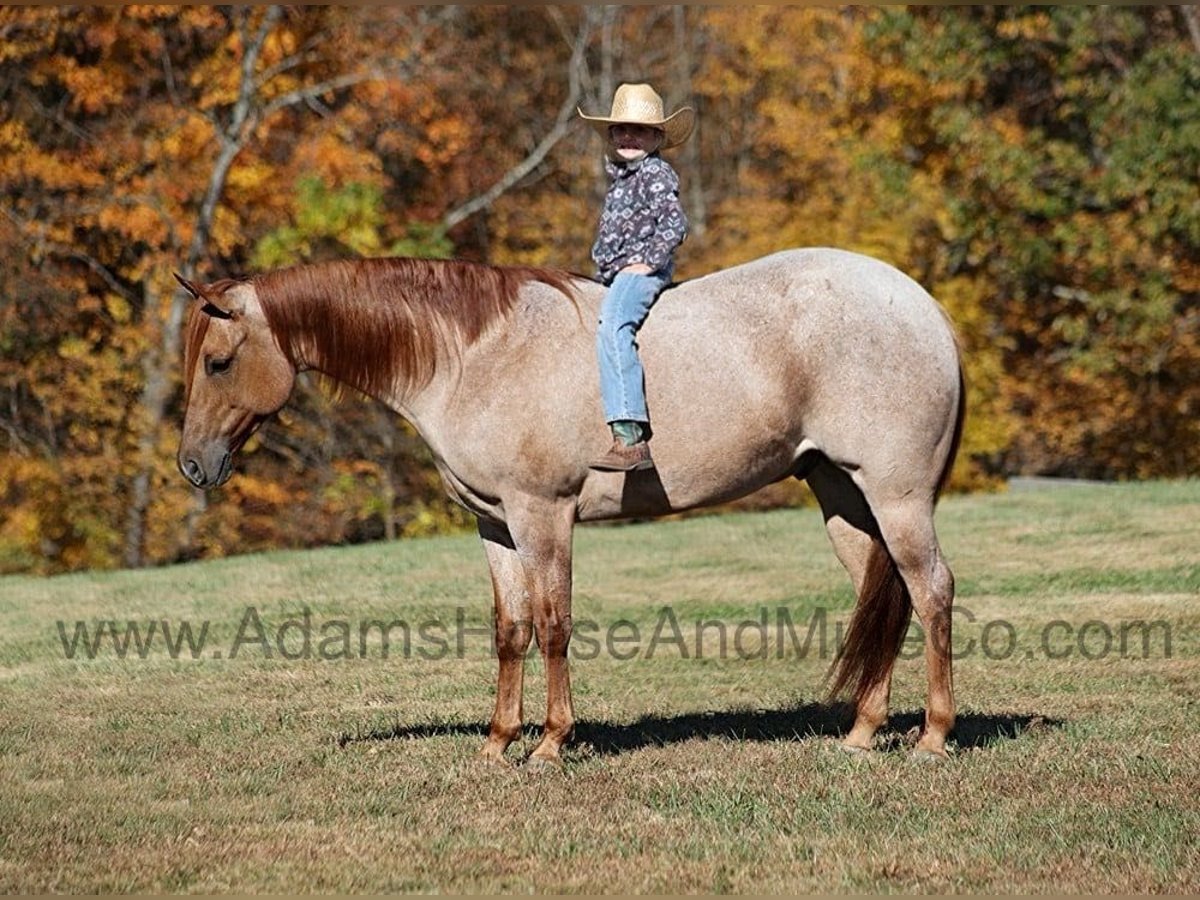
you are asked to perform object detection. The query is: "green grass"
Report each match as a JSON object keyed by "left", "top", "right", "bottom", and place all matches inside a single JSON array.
[{"left": 1, "top": 481, "right": 1197, "bottom": 892}]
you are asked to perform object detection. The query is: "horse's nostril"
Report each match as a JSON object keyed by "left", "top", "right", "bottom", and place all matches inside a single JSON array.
[{"left": 182, "top": 457, "right": 204, "bottom": 487}]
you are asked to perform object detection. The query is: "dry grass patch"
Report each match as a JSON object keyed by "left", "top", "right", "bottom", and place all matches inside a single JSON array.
[{"left": 0, "top": 480, "right": 1197, "bottom": 892}]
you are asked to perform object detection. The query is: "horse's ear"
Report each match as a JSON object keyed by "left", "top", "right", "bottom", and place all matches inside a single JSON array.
[
  {"left": 175, "top": 272, "right": 239, "bottom": 319},
  {"left": 202, "top": 289, "right": 241, "bottom": 320},
  {"left": 174, "top": 272, "right": 203, "bottom": 301}
]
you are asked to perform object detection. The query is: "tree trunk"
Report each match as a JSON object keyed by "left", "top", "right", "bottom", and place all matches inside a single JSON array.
[
  {"left": 1180, "top": 5, "right": 1200, "bottom": 56},
  {"left": 672, "top": 5, "right": 706, "bottom": 240},
  {"left": 122, "top": 6, "right": 283, "bottom": 567},
  {"left": 592, "top": 5, "right": 621, "bottom": 210}
]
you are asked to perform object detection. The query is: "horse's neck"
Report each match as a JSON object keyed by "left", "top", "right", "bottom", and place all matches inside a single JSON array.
[
  {"left": 281, "top": 266, "right": 583, "bottom": 440},
  {"left": 280, "top": 289, "right": 453, "bottom": 420}
]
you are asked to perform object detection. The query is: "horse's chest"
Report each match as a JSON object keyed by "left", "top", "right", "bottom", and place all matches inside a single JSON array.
[{"left": 433, "top": 459, "right": 505, "bottom": 521}]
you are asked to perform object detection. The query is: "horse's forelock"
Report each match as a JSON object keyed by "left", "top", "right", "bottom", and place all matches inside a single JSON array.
[
  {"left": 182, "top": 302, "right": 210, "bottom": 406},
  {"left": 181, "top": 278, "right": 247, "bottom": 406}
]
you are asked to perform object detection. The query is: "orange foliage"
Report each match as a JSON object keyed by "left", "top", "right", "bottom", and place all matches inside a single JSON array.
[{"left": 0, "top": 6, "right": 1195, "bottom": 572}]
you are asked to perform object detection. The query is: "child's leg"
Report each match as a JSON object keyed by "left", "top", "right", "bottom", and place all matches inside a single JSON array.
[{"left": 595, "top": 271, "right": 669, "bottom": 430}]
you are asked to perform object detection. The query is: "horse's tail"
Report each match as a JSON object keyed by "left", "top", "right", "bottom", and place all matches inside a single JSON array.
[
  {"left": 825, "top": 543, "right": 912, "bottom": 706},
  {"left": 826, "top": 360, "right": 966, "bottom": 707}
]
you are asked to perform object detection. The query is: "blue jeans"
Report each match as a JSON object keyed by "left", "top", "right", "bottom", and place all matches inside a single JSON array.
[{"left": 596, "top": 269, "right": 671, "bottom": 425}]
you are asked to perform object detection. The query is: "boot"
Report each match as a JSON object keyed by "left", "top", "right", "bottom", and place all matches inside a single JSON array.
[{"left": 589, "top": 420, "right": 654, "bottom": 472}]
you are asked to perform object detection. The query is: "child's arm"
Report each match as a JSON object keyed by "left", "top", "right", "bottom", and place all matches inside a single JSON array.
[{"left": 628, "top": 162, "right": 687, "bottom": 275}]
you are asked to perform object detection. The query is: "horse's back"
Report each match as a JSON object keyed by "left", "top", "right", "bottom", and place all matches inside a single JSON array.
[
  {"left": 651, "top": 248, "right": 957, "bottom": 370},
  {"left": 639, "top": 248, "right": 960, "bottom": 421}
]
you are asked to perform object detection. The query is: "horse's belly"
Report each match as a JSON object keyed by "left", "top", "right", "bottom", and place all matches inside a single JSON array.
[{"left": 575, "top": 432, "right": 806, "bottom": 522}]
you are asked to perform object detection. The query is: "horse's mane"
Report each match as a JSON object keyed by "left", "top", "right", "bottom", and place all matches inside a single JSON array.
[{"left": 186, "top": 257, "right": 578, "bottom": 402}]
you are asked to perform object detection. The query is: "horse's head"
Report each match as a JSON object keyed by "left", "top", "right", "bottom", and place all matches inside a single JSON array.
[{"left": 175, "top": 273, "right": 295, "bottom": 489}]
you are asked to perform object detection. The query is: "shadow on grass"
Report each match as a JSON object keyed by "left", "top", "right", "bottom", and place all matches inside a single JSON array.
[
  {"left": 578, "top": 704, "right": 1063, "bottom": 755},
  {"left": 337, "top": 701, "right": 1061, "bottom": 755}
]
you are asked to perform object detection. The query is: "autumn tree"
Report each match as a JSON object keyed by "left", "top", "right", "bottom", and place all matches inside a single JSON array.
[
  {"left": 864, "top": 5, "right": 1199, "bottom": 477},
  {"left": 1, "top": 5, "right": 1195, "bottom": 574}
]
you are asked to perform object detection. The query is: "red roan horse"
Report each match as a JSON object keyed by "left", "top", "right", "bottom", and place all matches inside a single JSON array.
[{"left": 176, "top": 248, "right": 964, "bottom": 768}]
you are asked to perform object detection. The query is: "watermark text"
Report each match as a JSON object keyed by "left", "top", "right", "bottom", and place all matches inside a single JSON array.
[{"left": 54, "top": 605, "right": 1173, "bottom": 664}]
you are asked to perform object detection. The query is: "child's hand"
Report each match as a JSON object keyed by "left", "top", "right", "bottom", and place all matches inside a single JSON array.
[{"left": 621, "top": 264, "right": 653, "bottom": 275}]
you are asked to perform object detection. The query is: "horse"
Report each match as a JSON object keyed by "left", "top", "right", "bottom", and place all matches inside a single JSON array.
[{"left": 175, "top": 247, "right": 965, "bottom": 768}]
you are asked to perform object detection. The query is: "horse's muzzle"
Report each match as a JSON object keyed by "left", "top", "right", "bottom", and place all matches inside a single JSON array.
[{"left": 178, "top": 445, "right": 233, "bottom": 489}]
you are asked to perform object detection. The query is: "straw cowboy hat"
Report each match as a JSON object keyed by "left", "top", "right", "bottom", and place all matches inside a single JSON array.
[{"left": 578, "top": 83, "right": 695, "bottom": 149}]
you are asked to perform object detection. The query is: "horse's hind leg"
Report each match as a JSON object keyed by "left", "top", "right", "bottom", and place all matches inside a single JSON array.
[
  {"left": 870, "top": 495, "right": 956, "bottom": 758},
  {"left": 806, "top": 459, "right": 897, "bottom": 751}
]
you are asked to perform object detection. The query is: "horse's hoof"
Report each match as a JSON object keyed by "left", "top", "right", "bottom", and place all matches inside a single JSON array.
[
  {"left": 523, "top": 754, "right": 564, "bottom": 774},
  {"left": 910, "top": 747, "right": 949, "bottom": 764},
  {"left": 476, "top": 751, "right": 515, "bottom": 770},
  {"left": 839, "top": 741, "right": 873, "bottom": 756}
]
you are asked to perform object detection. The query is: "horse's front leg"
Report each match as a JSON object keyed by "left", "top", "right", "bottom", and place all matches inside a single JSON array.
[
  {"left": 477, "top": 518, "right": 533, "bottom": 764},
  {"left": 507, "top": 498, "right": 577, "bottom": 770}
]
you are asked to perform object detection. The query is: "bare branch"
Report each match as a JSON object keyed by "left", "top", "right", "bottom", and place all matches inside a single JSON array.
[
  {"left": 442, "top": 9, "right": 593, "bottom": 231},
  {"left": 186, "top": 4, "right": 283, "bottom": 273},
  {"left": 257, "top": 69, "right": 389, "bottom": 121},
  {"left": 305, "top": 95, "right": 334, "bottom": 118},
  {"left": 0, "top": 415, "right": 32, "bottom": 458},
  {"left": 0, "top": 204, "right": 137, "bottom": 303},
  {"left": 254, "top": 31, "right": 327, "bottom": 88},
  {"left": 16, "top": 86, "right": 94, "bottom": 144},
  {"left": 224, "top": 5, "right": 283, "bottom": 145},
  {"left": 159, "top": 27, "right": 180, "bottom": 108}
]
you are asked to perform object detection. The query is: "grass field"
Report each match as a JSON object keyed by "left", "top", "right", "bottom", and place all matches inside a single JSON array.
[{"left": 1, "top": 480, "right": 1197, "bottom": 893}]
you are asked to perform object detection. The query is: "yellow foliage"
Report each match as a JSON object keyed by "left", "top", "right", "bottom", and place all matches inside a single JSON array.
[
  {"left": 104, "top": 294, "right": 132, "bottom": 325},
  {"left": 263, "top": 23, "right": 297, "bottom": 60},
  {"left": 16, "top": 150, "right": 106, "bottom": 191},
  {"left": 233, "top": 476, "right": 291, "bottom": 508},
  {"left": 58, "top": 57, "right": 127, "bottom": 114},
  {"left": 995, "top": 11, "right": 1053, "bottom": 41},
  {"left": 157, "top": 113, "right": 216, "bottom": 164},
  {"left": 0, "top": 120, "right": 31, "bottom": 153},
  {"left": 417, "top": 114, "right": 472, "bottom": 168},
  {"left": 226, "top": 161, "right": 275, "bottom": 194},
  {"left": 97, "top": 202, "right": 168, "bottom": 245},
  {"left": 291, "top": 132, "right": 384, "bottom": 188}
]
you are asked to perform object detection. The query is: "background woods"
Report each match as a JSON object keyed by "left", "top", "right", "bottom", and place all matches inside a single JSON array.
[{"left": 1, "top": 5, "right": 1196, "bottom": 574}]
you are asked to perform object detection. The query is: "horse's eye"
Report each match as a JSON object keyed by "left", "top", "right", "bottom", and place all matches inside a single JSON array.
[{"left": 205, "top": 356, "right": 232, "bottom": 377}]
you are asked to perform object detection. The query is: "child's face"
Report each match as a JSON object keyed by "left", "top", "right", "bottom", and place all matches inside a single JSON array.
[{"left": 608, "top": 123, "right": 665, "bottom": 162}]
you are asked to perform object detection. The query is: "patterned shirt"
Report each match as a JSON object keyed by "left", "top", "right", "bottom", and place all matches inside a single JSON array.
[{"left": 591, "top": 154, "right": 688, "bottom": 285}]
